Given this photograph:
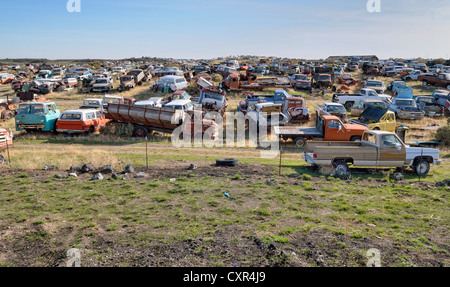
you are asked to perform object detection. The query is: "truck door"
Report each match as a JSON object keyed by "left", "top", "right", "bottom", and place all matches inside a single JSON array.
[
  {"left": 324, "top": 119, "right": 347, "bottom": 141},
  {"left": 377, "top": 134, "right": 406, "bottom": 167},
  {"left": 385, "top": 113, "right": 396, "bottom": 132}
]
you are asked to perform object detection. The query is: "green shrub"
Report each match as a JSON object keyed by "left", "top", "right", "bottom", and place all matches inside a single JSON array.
[{"left": 211, "top": 73, "right": 223, "bottom": 83}]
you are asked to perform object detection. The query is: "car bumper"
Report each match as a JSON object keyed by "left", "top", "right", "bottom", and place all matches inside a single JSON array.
[
  {"left": 434, "top": 159, "right": 442, "bottom": 166},
  {"left": 17, "top": 124, "right": 45, "bottom": 129},
  {"left": 303, "top": 153, "right": 315, "bottom": 166}
]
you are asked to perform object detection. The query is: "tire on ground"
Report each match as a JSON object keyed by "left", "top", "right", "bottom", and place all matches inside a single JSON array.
[{"left": 216, "top": 158, "right": 239, "bottom": 167}]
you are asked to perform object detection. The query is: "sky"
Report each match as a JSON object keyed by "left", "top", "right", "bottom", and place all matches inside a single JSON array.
[{"left": 0, "top": 0, "right": 449, "bottom": 60}]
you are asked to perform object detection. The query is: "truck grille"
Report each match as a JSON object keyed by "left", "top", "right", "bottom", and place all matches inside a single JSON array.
[{"left": 0, "top": 134, "right": 6, "bottom": 143}]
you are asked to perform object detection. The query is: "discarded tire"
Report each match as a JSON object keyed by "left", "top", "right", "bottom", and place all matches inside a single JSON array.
[
  {"left": 333, "top": 160, "right": 349, "bottom": 179},
  {"left": 216, "top": 158, "right": 239, "bottom": 166}
]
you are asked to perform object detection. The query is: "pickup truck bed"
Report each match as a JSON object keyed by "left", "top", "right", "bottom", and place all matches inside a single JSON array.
[{"left": 274, "top": 126, "right": 322, "bottom": 138}]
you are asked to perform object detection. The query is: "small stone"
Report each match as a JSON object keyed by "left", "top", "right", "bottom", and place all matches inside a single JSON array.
[
  {"left": 266, "top": 179, "right": 276, "bottom": 185},
  {"left": 81, "top": 164, "right": 94, "bottom": 173},
  {"left": 91, "top": 173, "right": 104, "bottom": 181},
  {"left": 44, "top": 164, "right": 55, "bottom": 170},
  {"left": 187, "top": 164, "right": 197, "bottom": 170},
  {"left": 123, "top": 164, "right": 134, "bottom": 174},
  {"left": 393, "top": 173, "right": 404, "bottom": 181},
  {"left": 134, "top": 172, "right": 146, "bottom": 178},
  {"left": 68, "top": 173, "right": 77, "bottom": 178},
  {"left": 69, "top": 166, "right": 82, "bottom": 173},
  {"left": 101, "top": 164, "right": 113, "bottom": 174},
  {"left": 54, "top": 174, "right": 66, "bottom": 179},
  {"left": 169, "top": 178, "right": 176, "bottom": 182},
  {"left": 111, "top": 173, "right": 119, "bottom": 180}
]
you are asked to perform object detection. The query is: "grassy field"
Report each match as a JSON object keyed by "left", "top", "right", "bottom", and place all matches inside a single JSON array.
[{"left": 0, "top": 71, "right": 449, "bottom": 267}]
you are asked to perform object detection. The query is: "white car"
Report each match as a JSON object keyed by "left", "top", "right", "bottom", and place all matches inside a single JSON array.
[{"left": 152, "top": 75, "right": 188, "bottom": 92}]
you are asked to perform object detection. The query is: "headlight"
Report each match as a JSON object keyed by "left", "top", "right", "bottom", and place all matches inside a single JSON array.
[{"left": 40, "top": 120, "right": 45, "bottom": 123}]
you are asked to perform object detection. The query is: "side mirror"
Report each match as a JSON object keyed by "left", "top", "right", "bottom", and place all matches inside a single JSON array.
[{"left": 395, "top": 143, "right": 402, "bottom": 151}]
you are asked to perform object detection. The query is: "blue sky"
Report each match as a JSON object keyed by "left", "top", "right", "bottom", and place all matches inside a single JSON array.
[{"left": 0, "top": 0, "right": 449, "bottom": 60}]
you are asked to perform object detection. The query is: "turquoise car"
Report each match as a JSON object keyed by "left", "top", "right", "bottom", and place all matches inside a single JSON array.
[{"left": 15, "top": 102, "right": 60, "bottom": 132}]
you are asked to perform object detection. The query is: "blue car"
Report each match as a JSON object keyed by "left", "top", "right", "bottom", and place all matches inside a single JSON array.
[{"left": 387, "top": 81, "right": 413, "bottom": 98}]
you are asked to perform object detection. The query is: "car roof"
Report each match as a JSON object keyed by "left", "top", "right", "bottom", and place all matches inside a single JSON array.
[{"left": 63, "top": 109, "right": 97, "bottom": 114}]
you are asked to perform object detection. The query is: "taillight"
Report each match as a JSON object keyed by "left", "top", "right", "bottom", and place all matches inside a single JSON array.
[{"left": 313, "top": 154, "right": 317, "bottom": 159}]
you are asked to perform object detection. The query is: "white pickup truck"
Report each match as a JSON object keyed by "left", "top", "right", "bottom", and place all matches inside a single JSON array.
[
  {"left": 303, "top": 130, "right": 441, "bottom": 177},
  {"left": 332, "top": 88, "right": 392, "bottom": 110}
]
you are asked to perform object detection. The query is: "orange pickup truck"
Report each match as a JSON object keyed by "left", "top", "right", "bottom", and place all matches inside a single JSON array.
[
  {"left": 56, "top": 109, "right": 110, "bottom": 134},
  {"left": 274, "top": 115, "right": 368, "bottom": 148}
]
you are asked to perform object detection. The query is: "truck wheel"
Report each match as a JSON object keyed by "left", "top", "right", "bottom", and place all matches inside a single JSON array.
[
  {"left": 350, "top": 136, "right": 361, "bottom": 141},
  {"left": 373, "top": 127, "right": 380, "bottom": 131},
  {"left": 422, "top": 81, "right": 428, "bottom": 87},
  {"left": 447, "top": 85, "right": 450, "bottom": 90},
  {"left": 414, "top": 159, "right": 430, "bottom": 176},
  {"left": 216, "top": 158, "right": 239, "bottom": 167},
  {"left": 344, "top": 102, "right": 354, "bottom": 111},
  {"left": 294, "top": 137, "right": 307, "bottom": 148},
  {"left": 333, "top": 160, "right": 349, "bottom": 178},
  {"left": 132, "top": 126, "right": 149, "bottom": 138},
  {"left": 88, "top": 126, "right": 95, "bottom": 133}
]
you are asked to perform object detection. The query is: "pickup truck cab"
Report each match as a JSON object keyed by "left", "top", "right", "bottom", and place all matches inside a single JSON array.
[
  {"left": 15, "top": 102, "right": 60, "bottom": 132},
  {"left": 303, "top": 130, "right": 441, "bottom": 176},
  {"left": 388, "top": 98, "right": 424, "bottom": 120},
  {"left": 401, "top": 70, "right": 424, "bottom": 81},
  {"left": 332, "top": 88, "right": 392, "bottom": 110},
  {"left": 418, "top": 73, "right": 450, "bottom": 90},
  {"left": 315, "top": 102, "right": 347, "bottom": 123},
  {"left": 56, "top": 109, "right": 110, "bottom": 134},
  {"left": 288, "top": 74, "right": 312, "bottom": 91},
  {"left": 364, "top": 80, "right": 386, "bottom": 94},
  {"left": 274, "top": 115, "right": 368, "bottom": 148}
]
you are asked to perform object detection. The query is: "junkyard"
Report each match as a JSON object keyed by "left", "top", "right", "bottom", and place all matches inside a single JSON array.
[{"left": 0, "top": 0, "right": 449, "bottom": 271}]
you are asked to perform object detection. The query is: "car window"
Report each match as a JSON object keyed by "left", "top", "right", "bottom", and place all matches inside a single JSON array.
[
  {"left": 363, "top": 133, "right": 376, "bottom": 144},
  {"left": 86, "top": 112, "right": 95, "bottom": 120},
  {"left": 61, "top": 113, "right": 82, "bottom": 120},
  {"left": 328, "top": 120, "right": 341, "bottom": 129},
  {"left": 382, "top": 135, "right": 402, "bottom": 148},
  {"left": 96, "top": 111, "right": 101, "bottom": 118}
]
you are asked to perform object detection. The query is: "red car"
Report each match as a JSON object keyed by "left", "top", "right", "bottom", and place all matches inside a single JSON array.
[
  {"left": 56, "top": 109, "right": 110, "bottom": 134},
  {"left": 11, "top": 80, "right": 23, "bottom": 91}
]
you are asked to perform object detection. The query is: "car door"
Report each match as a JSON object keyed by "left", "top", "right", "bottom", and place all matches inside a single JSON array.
[{"left": 377, "top": 134, "right": 406, "bottom": 167}]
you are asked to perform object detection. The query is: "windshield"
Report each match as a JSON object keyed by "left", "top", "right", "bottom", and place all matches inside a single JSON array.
[
  {"left": 122, "top": 76, "right": 133, "bottom": 81},
  {"left": 327, "top": 105, "right": 346, "bottom": 113},
  {"left": 396, "top": 100, "right": 416, "bottom": 107},
  {"left": 367, "top": 81, "right": 382, "bottom": 87},
  {"left": 318, "top": 75, "right": 330, "bottom": 81},
  {"left": 19, "top": 104, "right": 45, "bottom": 115},
  {"left": 160, "top": 78, "right": 174, "bottom": 84},
  {"left": 204, "top": 92, "right": 224, "bottom": 101},
  {"left": 95, "top": 79, "right": 108, "bottom": 84},
  {"left": 295, "top": 75, "right": 307, "bottom": 80},
  {"left": 83, "top": 100, "right": 100, "bottom": 106}
]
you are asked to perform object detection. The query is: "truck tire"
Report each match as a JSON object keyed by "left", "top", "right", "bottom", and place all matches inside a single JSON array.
[
  {"left": 216, "top": 158, "right": 239, "bottom": 167},
  {"left": 333, "top": 160, "right": 350, "bottom": 178},
  {"left": 447, "top": 85, "right": 450, "bottom": 90},
  {"left": 350, "top": 136, "right": 361, "bottom": 142},
  {"left": 344, "top": 102, "right": 354, "bottom": 111},
  {"left": 414, "top": 159, "right": 430, "bottom": 176},
  {"left": 294, "top": 137, "right": 307, "bottom": 148},
  {"left": 1, "top": 110, "right": 14, "bottom": 120},
  {"left": 132, "top": 126, "right": 149, "bottom": 138},
  {"left": 422, "top": 81, "right": 428, "bottom": 87}
]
